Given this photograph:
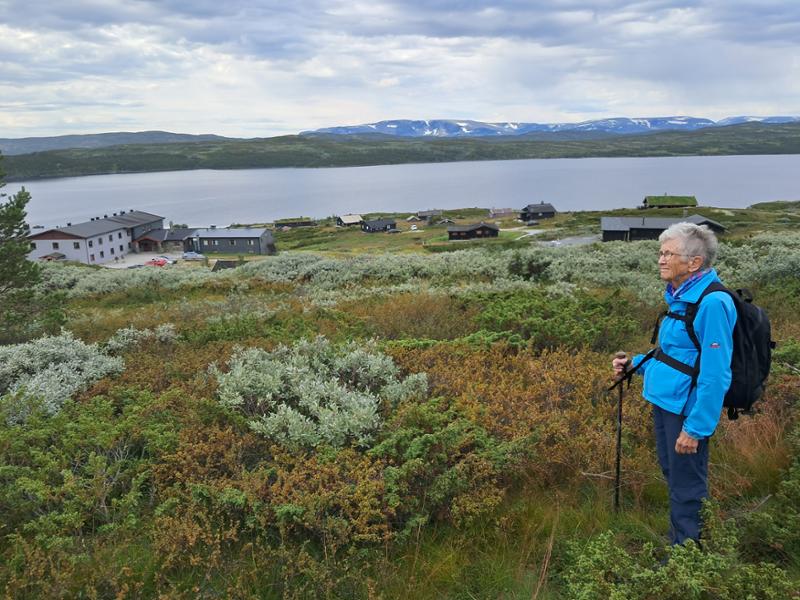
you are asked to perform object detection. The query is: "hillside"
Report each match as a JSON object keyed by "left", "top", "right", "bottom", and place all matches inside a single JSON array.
[
  {"left": 2, "top": 202, "right": 800, "bottom": 598},
  {"left": 3, "top": 121, "right": 800, "bottom": 181},
  {"left": 0, "top": 131, "right": 237, "bottom": 156}
]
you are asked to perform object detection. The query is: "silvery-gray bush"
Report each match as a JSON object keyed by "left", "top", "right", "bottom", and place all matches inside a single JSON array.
[
  {"left": 212, "top": 336, "right": 428, "bottom": 449},
  {"left": 0, "top": 331, "right": 124, "bottom": 423}
]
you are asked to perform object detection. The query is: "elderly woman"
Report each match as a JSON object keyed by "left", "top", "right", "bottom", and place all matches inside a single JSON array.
[{"left": 613, "top": 222, "right": 736, "bottom": 545}]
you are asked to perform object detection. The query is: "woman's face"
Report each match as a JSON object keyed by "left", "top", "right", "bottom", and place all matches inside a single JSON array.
[{"left": 658, "top": 238, "right": 700, "bottom": 287}]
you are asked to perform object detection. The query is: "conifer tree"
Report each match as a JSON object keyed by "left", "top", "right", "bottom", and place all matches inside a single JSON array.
[{"left": 0, "top": 154, "right": 60, "bottom": 343}]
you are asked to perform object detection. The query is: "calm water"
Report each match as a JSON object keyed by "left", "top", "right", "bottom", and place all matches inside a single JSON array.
[{"left": 14, "top": 154, "right": 800, "bottom": 229}]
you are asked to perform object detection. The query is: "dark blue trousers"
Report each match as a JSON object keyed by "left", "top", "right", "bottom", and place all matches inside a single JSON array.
[{"left": 652, "top": 404, "right": 709, "bottom": 545}]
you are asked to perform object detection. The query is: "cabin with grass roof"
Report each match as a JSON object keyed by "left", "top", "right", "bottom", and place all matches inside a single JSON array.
[
  {"left": 274, "top": 217, "right": 317, "bottom": 228},
  {"left": 641, "top": 195, "right": 698, "bottom": 209}
]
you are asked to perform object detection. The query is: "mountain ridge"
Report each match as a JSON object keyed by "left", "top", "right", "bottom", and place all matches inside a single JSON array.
[
  {"left": 304, "top": 115, "right": 800, "bottom": 138},
  {"left": 4, "top": 121, "right": 800, "bottom": 182},
  {"left": 0, "top": 130, "right": 239, "bottom": 156},
  {"left": 2, "top": 116, "right": 799, "bottom": 157}
]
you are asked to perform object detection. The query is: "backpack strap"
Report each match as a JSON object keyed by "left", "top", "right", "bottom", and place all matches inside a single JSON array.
[
  {"left": 651, "top": 281, "right": 730, "bottom": 396},
  {"left": 652, "top": 347, "right": 696, "bottom": 377}
]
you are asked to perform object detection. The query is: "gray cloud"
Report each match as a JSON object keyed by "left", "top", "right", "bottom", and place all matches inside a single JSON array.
[{"left": 1, "top": 0, "right": 798, "bottom": 137}]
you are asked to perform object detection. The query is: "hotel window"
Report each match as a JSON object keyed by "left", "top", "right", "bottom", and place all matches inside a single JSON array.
[
  {"left": 118, "top": 232, "right": 122, "bottom": 239},
  {"left": 90, "top": 254, "right": 95, "bottom": 262},
  {"left": 229, "top": 239, "right": 236, "bottom": 246},
  {"left": 98, "top": 237, "right": 103, "bottom": 245},
  {"left": 88, "top": 240, "right": 93, "bottom": 248},
  {"left": 100, "top": 251, "right": 105, "bottom": 258},
  {"left": 119, "top": 245, "right": 124, "bottom": 252},
  {"left": 52, "top": 242, "right": 60, "bottom": 249},
  {"left": 73, "top": 242, "right": 80, "bottom": 249},
  {"left": 108, "top": 235, "right": 113, "bottom": 242},
  {"left": 30, "top": 242, "right": 36, "bottom": 250},
  {"left": 110, "top": 248, "right": 115, "bottom": 255}
]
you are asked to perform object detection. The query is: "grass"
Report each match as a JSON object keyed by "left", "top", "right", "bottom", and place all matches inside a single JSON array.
[
  {"left": 270, "top": 211, "right": 534, "bottom": 254},
  {"left": 371, "top": 482, "right": 670, "bottom": 599},
  {"left": 266, "top": 201, "right": 800, "bottom": 253}
]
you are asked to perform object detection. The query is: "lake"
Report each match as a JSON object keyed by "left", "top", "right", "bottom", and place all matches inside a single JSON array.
[{"left": 13, "top": 154, "right": 800, "bottom": 229}]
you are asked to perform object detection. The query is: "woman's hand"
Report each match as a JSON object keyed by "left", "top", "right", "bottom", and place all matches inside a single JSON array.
[
  {"left": 612, "top": 352, "right": 630, "bottom": 379},
  {"left": 675, "top": 431, "right": 699, "bottom": 454}
]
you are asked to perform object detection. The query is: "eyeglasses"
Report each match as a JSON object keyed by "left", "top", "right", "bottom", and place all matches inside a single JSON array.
[{"left": 658, "top": 250, "right": 690, "bottom": 260}]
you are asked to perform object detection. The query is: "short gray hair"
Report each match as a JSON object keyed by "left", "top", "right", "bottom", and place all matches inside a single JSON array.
[{"left": 659, "top": 222, "right": 718, "bottom": 268}]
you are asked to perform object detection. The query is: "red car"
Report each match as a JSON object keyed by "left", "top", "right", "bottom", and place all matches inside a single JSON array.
[{"left": 144, "top": 257, "right": 168, "bottom": 267}]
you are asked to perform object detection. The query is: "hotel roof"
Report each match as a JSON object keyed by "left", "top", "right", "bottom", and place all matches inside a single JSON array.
[
  {"left": 192, "top": 227, "right": 272, "bottom": 239},
  {"left": 28, "top": 210, "right": 164, "bottom": 239}
]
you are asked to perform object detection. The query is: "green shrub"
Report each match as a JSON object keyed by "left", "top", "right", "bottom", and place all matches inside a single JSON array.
[
  {"left": 369, "top": 396, "right": 534, "bottom": 532},
  {"left": 773, "top": 339, "right": 800, "bottom": 369},
  {"left": 470, "top": 288, "right": 645, "bottom": 352},
  {"left": 564, "top": 504, "right": 796, "bottom": 599},
  {"left": 743, "top": 415, "right": 800, "bottom": 567}
]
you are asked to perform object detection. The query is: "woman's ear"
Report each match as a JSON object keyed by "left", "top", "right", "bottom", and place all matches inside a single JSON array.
[{"left": 687, "top": 255, "right": 704, "bottom": 273}]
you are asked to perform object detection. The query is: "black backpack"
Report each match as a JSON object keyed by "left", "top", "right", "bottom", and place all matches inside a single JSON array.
[{"left": 634, "top": 282, "right": 775, "bottom": 420}]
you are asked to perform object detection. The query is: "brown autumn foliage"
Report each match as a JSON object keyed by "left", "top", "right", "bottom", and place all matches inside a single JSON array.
[
  {"left": 387, "top": 343, "right": 657, "bottom": 492},
  {"left": 710, "top": 373, "right": 799, "bottom": 500},
  {"left": 344, "top": 292, "right": 479, "bottom": 340},
  {"left": 150, "top": 423, "right": 394, "bottom": 575}
]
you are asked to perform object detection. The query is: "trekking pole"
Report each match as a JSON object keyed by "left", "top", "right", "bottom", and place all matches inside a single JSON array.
[
  {"left": 611, "top": 351, "right": 628, "bottom": 512},
  {"left": 614, "top": 369, "right": 623, "bottom": 511}
]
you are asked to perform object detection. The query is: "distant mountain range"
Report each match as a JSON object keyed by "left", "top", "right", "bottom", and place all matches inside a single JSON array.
[
  {"left": 0, "top": 131, "right": 236, "bottom": 156},
  {"left": 305, "top": 116, "right": 800, "bottom": 138},
  {"left": 4, "top": 121, "right": 800, "bottom": 182},
  {"left": 2, "top": 116, "right": 799, "bottom": 157}
]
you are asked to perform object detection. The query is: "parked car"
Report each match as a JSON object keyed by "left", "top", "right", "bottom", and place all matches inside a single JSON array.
[
  {"left": 144, "top": 257, "right": 168, "bottom": 267},
  {"left": 156, "top": 255, "right": 176, "bottom": 264},
  {"left": 410, "top": 224, "right": 418, "bottom": 231},
  {"left": 182, "top": 251, "right": 205, "bottom": 261}
]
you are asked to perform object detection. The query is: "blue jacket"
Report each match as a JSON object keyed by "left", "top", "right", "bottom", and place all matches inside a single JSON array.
[{"left": 633, "top": 268, "right": 737, "bottom": 439}]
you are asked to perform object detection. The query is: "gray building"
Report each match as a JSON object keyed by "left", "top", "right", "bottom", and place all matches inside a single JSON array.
[
  {"left": 447, "top": 222, "right": 500, "bottom": 240},
  {"left": 520, "top": 202, "right": 557, "bottom": 221},
  {"left": 134, "top": 228, "right": 197, "bottom": 252},
  {"left": 27, "top": 210, "right": 164, "bottom": 265},
  {"left": 361, "top": 218, "right": 397, "bottom": 233},
  {"left": 336, "top": 214, "right": 363, "bottom": 227},
  {"left": 601, "top": 214, "right": 725, "bottom": 242},
  {"left": 188, "top": 228, "right": 276, "bottom": 255},
  {"left": 417, "top": 209, "right": 443, "bottom": 221},
  {"left": 489, "top": 208, "right": 517, "bottom": 219}
]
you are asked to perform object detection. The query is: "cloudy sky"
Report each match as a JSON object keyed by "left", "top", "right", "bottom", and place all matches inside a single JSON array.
[{"left": 1, "top": 0, "right": 799, "bottom": 138}]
